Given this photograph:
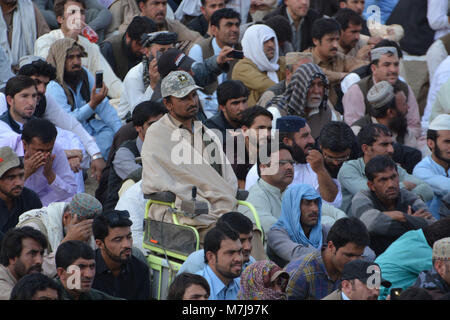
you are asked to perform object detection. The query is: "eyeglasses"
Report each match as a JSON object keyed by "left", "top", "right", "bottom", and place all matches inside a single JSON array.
[
  {"left": 323, "top": 154, "right": 350, "bottom": 163},
  {"left": 103, "top": 210, "right": 130, "bottom": 225}
]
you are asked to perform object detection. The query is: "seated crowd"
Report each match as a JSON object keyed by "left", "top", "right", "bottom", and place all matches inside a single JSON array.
[{"left": 0, "top": 0, "right": 450, "bottom": 301}]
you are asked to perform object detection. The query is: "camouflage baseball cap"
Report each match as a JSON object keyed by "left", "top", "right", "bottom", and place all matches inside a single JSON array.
[
  {"left": 161, "top": 71, "right": 202, "bottom": 98},
  {"left": 432, "top": 237, "right": 450, "bottom": 261}
]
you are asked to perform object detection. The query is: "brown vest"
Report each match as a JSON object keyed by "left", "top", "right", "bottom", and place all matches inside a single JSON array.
[
  {"left": 108, "top": 33, "right": 132, "bottom": 81},
  {"left": 197, "top": 37, "right": 241, "bottom": 95},
  {"left": 440, "top": 32, "right": 450, "bottom": 55},
  {"left": 357, "top": 75, "right": 409, "bottom": 116}
]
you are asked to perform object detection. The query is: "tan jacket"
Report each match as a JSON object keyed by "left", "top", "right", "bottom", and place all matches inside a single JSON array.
[
  {"left": 232, "top": 57, "right": 286, "bottom": 107},
  {"left": 0, "top": 265, "right": 17, "bottom": 300},
  {"left": 322, "top": 289, "right": 344, "bottom": 300}
]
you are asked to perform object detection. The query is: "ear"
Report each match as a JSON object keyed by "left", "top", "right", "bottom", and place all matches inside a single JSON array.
[
  {"left": 386, "top": 108, "right": 396, "bottom": 119},
  {"left": 218, "top": 104, "right": 226, "bottom": 113},
  {"left": 57, "top": 267, "right": 66, "bottom": 281},
  {"left": 427, "top": 138, "right": 435, "bottom": 152},
  {"left": 205, "top": 251, "right": 215, "bottom": 265},
  {"left": 6, "top": 95, "right": 14, "bottom": 107},
  {"left": 56, "top": 15, "right": 64, "bottom": 25},
  {"left": 138, "top": 1, "right": 145, "bottom": 12},
  {"left": 361, "top": 143, "right": 370, "bottom": 155},
  {"left": 282, "top": 137, "right": 293, "bottom": 147},
  {"left": 312, "top": 38, "right": 320, "bottom": 47},
  {"left": 327, "top": 240, "right": 335, "bottom": 252},
  {"left": 367, "top": 180, "right": 375, "bottom": 192},
  {"left": 62, "top": 211, "right": 71, "bottom": 227},
  {"left": 339, "top": 2, "right": 346, "bottom": 9},
  {"left": 210, "top": 24, "right": 218, "bottom": 38},
  {"left": 95, "top": 239, "right": 104, "bottom": 249},
  {"left": 8, "top": 256, "right": 18, "bottom": 267},
  {"left": 200, "top": 6, "right": 206, "bottom": 16},
  {"left": 341, "top": 279, "right": 351, "bottom": 292},
  {"left": 370, "top": 63, "right": 377, "bottom": 74}
]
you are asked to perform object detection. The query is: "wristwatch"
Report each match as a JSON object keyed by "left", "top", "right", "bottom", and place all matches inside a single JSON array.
[{"left": 92, "top": 153, "right": 103, "bottom": 161}]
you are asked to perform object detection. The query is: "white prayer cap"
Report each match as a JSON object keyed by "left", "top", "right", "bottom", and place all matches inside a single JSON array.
[
  {"left": 429, "top": 114, "right": 450, "bottom": 131},
  {"left": 18, "top": 56, "right": 45, "bottom": 69}
]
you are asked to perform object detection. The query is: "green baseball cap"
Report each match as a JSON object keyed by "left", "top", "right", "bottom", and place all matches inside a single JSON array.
[{"left": 161, "top": 70, "right": 202, "bottom": 99}]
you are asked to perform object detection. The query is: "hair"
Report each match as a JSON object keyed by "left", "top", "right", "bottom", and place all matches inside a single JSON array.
[
  {"left": 371, "top": 39, "right": 403, "bottom": 67},
  {"left": 126, "top": 16, "right": 157, "bottom": 41},
  {"left": 369, "top": 97, "right": 397, "bottom": 118},
  {"left": 203, "top": 222, "right": 240, "bottom": 263},
  {"left": 398, "top": 287, "right": 433, "bottom": 300},
  {"left": 326, "top": 217, "right": 370, "bottom": 251},
  {"left": 357, "top": 123, "right": 392, "bottom": 149},
  {"left": 217, "top": 211, "right": 253, "bottom": 235},
  {"left": 92, "top": 213, "right": 133, "bottom": 242},
  {"left": 167, "top": 272, "right": 210, "bottom": 300},
  {"left": 0, "top": 227, "right": 47, "bottom": 266},
  {"left": 364, "top": 155, "right": 397, "bottom": 181},
  {"left": 426, "top": 129, "right": 438, "bottom": 144},
  {"left": 257, "top": 142, "right": 293, "bottom": 177},
  {"left": 217, "top": 80, "right": 249, "bottom": 107},
  {"left": 54, "top": 0, "right": 86, "bottom": 18},
  {"left": 240, "top": 105, "right": 273, "bottom": 128},
  {"left": 334, "top": 8, "right": 364, "bottom": 30},
  {"left": 18, "top": 60, "right": 56, "bottom": 81},
  {"left": 5, "top": 76, "right": 37, "bottom": 99},
  {"left": 10, "top": 273, "right": 63, "bottom": 300},
  {"left": 264, "top": 15, "right": 293, "bottom": 44},
  {"left": 318, "top": 121, "right": 355, "bottom": 153},
  {"left": 55, "top": 240, "right": 94, "bottom": 270},
  {"left": 131, "top": 100, "right": 167, "bottom": 127},
  {"left": 422, "top": 217, "right": 450, "bottom": 248},
  {"left": 21, "top": 118, "right": 57, "bottom": 144},
  {"left": 210, "top": 8, "right": 241, "bottom": 27},
  {"left": 311, "top": 17, "right": 342, "bottom": 42}
]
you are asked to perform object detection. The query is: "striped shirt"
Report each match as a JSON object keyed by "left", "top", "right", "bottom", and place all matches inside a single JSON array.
[{"left": 285, "top": 248, "right": 339, "bottom": 300}]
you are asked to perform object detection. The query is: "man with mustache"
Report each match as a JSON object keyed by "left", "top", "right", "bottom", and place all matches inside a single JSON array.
[
  {"left": 343, "top": 46, "right": 422, "bottom": 140},
  {"left": 189, "top": 8, "right": 242, "bottom": 116},
  {"left": 352, "top": 81, "right": 425, "bottom": 154},
  {"left": 0, "top": 226, "right": 47, "bottom": 300},
  {"left": 323, "top": 259, "right": 391, "bottom": 300},
  {"left": 16, "top": 193, "right": 102, "bottom": 278},
  {"left": 351, "top": 155, "right": 434, "bottom": 255},
  {"left": 45, "top": 38, "right": 122, "bottom": 159},
  {"left": 195, "top": 222, "right": 243, "bottom": 300},
  {"left": 55, "top": 240, "right": 119, "bottom": 300},
  {"left": 0, "top": 147, "right": 42, "bottom": 243},
  {"left": 303, "top": 17, "right": 366, "bottom": 106},
  {"left": 338, "top": 123, "right": 433, "bottom": 215},
  {"left": 413, "top": 114, "right": 450, "bottom": 219},
  {"left": 100, "top": 16, "right": 156, "bottom": 81},
  {"left": 92, "top": 210, "right": 150, "bottom": 300}
]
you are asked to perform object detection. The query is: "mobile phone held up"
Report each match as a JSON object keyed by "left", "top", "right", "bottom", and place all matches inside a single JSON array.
[
  {"left": 226, "top": 50, "right": 244, "bottom": 59},
  {"left": 95, "top": 71, "right": 103, "bottom": 93}
]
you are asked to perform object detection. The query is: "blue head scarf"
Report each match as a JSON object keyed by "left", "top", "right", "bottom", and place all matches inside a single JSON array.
[{"left": 272, "top": 184, "right": 323, "bottom": 248}]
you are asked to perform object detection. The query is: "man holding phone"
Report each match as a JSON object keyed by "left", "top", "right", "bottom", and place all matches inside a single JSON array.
[{"left": 188, "top": 8, "right": 242, "bottom": 118}]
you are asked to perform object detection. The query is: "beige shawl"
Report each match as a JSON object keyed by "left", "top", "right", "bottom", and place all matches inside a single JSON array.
[{"left": 141, "top": 114, "right": 238, "bottom": 231}]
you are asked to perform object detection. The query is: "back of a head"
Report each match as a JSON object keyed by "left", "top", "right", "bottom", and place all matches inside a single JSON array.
[
  {"left": 217, "top": 212, "right": 253, "bottom": 235},
  {"left": 5, "top": 75, "right": 36, "bottom": 99},
  {"left": 210, "top": 8, "right": 241, "bottom": 28},
  {"left": 167, "top": 273, "right": 210, "bottom": 300},
  {"left": 22, "top": 118, "right": 57, "bottom": 144},
  {"left": 318, "top": 121, "right": 356, "bottom": 153},
  {"left": 365, "top": 155, "right": 397, "bottom": 182},
  {"left": 423, "top": 217, "right": 450, "bottom": 248},
  {"left": 357, "top": 123, "right": 392, "bottom": 150},
  {"left": 0, "top": 227, "right": 47, "bottom": 267},
  {"left": 10, "top": 273, "right": 63, "bottom": 300},
  {"left": 240, "top": 105, "right": 273, "bottom": 128},
  {"left": 131, "top": 101, "right": 167, "bottom": 127},
  {"left": 55, "top": 240, "right": 94, "bottom": 270},
  {"left": 334, "top": 8, "right": 364, "bottom": 30},
  {"left": 326, "top": 217, "right": 370, "bottom": 250},
  {"left": 311, "top": 17, "right": 341, "bottom": 42},
  {"left": 204, "top": 222, "right": 240, "bottom": 263},
  {"left": 126, "top": 16, "right": 157, "bottom": 41},
  {"left": 217, "top": 80, "right": 249, "bottom": 107},
  {"left": 264, "top": 15, "right": 293, "bottom": 44},
  {"left": 18, "top": 60, "right": 56, "bottom": 81}
]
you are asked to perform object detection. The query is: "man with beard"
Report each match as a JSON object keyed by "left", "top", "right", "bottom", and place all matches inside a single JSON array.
[
  {"left": 246, "top": 116, "right": 342, "bottom": 209},
  {"left": 189, "top": 8, "right": 241, "bottom": 116},
  {"left": 339, "top": 123, "right": 434, "bottom": 215},
  {"left": 414, "top": 114, "right": 450, "bottom": 219},
  {"left": 16, "top": 193, "right": 102, "bottom": 278},
  {"left": 0, "top": 226, "right": 46, "bottom": 299},
  {"left": 100, "top": 16, "right": 156, "bottom": 81},
  {"left": 92, "top": 210, "right": 150, "bottom": 300},
  {"left": 0, "top": 147, "right": 42, "bottom": 243},
  {"left": 351, "top": 81, "right": 426, "bottom": 154},
  {"left": 45, "top": 38, "right": 122, "bottom": 159},
  {"left": 195, "top": 222, "right": 243, "bottom": 300},
  {"left": 343, "top": 47, "right": 422, "bottom": 140},
  {"left": 351, "top": 155, "right": 434, "bottom": 256},
  {"left": 55, "top": 240, "right": 119, "bottom": 300}
]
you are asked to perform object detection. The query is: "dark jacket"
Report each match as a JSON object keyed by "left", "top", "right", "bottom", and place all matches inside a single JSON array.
[
  {"left": 413, "top": 267, "right": 450, "bottom": 299},
  {"left": 187, "top": 14, "right": 209, "bottom": 38},
  {"left": 263, "top": 5, "right": 321, "bottom": 52}
]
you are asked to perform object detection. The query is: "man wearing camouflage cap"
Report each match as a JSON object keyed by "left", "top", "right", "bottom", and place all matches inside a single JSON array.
[
  {"left": 16, "top": 192, "right": 102, "bottom": 278},
  {"left": 141, "top": 70, "right": 238, "bottom": 240},
  {"left": 413, "top": 237, "right": 450, "bottom": 299}
]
